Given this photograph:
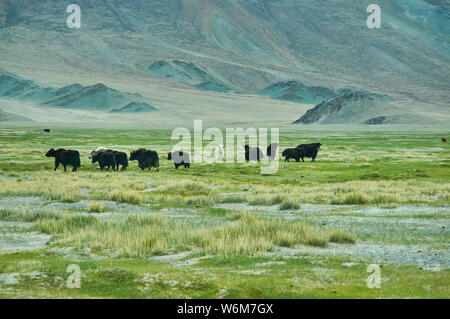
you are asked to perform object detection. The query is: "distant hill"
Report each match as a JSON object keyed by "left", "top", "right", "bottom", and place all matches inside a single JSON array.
[
  {"left": 0, "top": 69, "right": 39, "bottom": 97},
  {"left": 147, "top": 60, "right": 234, "bottom": 93},
  {"left": 293, "top": 91, "right": 428, "bottom": 125},
  {"left": 110, "top": 102, "right": 157, "bottom": 113},
  {"left": 259, "top": 80, "right": 337, "bottom": 104},
  {"left": 259, "top": 81, "right": 394, "bottom": 105},
  {"left": 42, "top": 83, "right": 146, "bottom": 110},
  {"left": 0, "top": 69, "right": 155, "bottom": 112},
  {"left": 0, "top": 107, "right": 32, "bottom": 122},
  {"left": 364, "top": 116, "right": 393, "bottom": 125}
]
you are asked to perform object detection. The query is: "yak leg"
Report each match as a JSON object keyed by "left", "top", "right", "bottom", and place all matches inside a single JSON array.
[
  {"left": 63, "top": 164, "right": 67, "bottom": 171},
  {"left": 54, "top": 160, "right": 60, "bottom": 171}
]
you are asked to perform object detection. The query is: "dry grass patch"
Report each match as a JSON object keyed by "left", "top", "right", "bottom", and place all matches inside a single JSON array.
[
  {"left": 34, "top": 211, "right": 354, "bottom": 260},
  {"left": 110, "top": 191, "right": 143, "bottom": 205}
]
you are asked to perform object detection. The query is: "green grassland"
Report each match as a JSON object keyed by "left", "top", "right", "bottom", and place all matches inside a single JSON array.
[{"left": 0, "top": 127, "right": 449, "bottom": 298}]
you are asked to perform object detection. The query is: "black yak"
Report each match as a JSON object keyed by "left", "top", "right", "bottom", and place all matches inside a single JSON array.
[
  {"left": 130, "top": 148, "right": 159, "bottom": 171},
  {"left": 45, "top": 148, "right": 80, "bottom": 172},
  {"left": 267, "top": 143, "right": 278, "bottom": 161},
  {"left": 112, "top": 151, "right": 128, "bottom": 171},
  {"left": 282, "top": 148, "right": 302, "bottom": 162},
  {"left": 89, "top": 147, "right": 128, "bottom": 171},
  {"left": 296, "top": 143, "right": 322, "bottom": 162},
  {"left": 168, "top": 151, "right": 190, "bottom": 169},
  {"left": 91, "top": 151, "right": 116, "bottom": 171},
  {"left": 244, "top": 145, "right": 264, "bottom": 162}
]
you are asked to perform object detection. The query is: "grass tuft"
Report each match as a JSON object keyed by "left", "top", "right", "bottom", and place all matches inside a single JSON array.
[
  {"left": 328, "top": 229, "right": 356, "bottom": 244},
  {"left": 88, "top": 202, "right": 103, "bottom": 213},
  {"left": 110, "top": 191, "right": 143, "bottom": 205}
]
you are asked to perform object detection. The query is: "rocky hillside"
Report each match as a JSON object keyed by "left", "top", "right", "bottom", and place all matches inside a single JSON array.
[
  {"left": 147, "top": 60, "right": 234, "bottom": 93},
  {"left": 110, "top": 102, "right": 157, "bottom": 113},
  {"left": 293, "top": 91, "right": 428, "bottom": 125},
  {"left": 258, "top": 81, "right": 336, "bottom": 104}
]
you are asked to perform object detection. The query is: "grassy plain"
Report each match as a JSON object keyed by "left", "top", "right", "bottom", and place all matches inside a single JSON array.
[{"left": 0, "top": 127, "right": 448, "bottom": 298}]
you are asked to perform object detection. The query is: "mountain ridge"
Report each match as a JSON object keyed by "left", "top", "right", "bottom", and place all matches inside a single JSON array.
[
  {"left": 0, "top": 0, "right": 448, "bottom": 124},
  {"left": 293, "top": 91, "right": 430, "bottom": 125},
  {"left": 0, "top": 69, "right": 156, "bottom": 112}
]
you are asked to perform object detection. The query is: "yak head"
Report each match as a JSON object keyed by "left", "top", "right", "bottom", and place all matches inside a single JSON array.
[
  {"left": 91, "top": 153, "right": 100, "bottom": 164},
  {"left": 45, "top": 148, "right": 56, "bottom": 157}
]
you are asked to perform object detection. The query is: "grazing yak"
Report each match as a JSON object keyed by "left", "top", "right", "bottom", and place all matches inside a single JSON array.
[
  {"left": 244, "top": 145, "right": 264, "bottom": 162},
  {"left": 296, "top": 143, "right": 322, "bottom": 162},
  {"left": 89, "top": 147, "right": 128, "bottom": 171},
  {"left": 267, "top": 143, "right": 279, "bottom": 161},
  {"left": 168, "top": 151, "right": 190, "bottom": 169},
  {"left": 45, "top": 148, "right": 80, "bottom": 172},
  {"left": 130, "top": 148, "right": 159, "bottom": 171},
  {"left": 443, "top": 138, "right": 447, "bottom": 143},
  {"left": 91, "top": 150, "right": 116, "bottom": 171},
  {"left": 112, "top": 151, "right": 128, "bottom": 171},
  {"left": 282, "top": 148, "right": 302, "bottom": 162}
]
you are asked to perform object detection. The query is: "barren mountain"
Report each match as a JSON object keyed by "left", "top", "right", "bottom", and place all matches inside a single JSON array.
[{"left": 0, "top": 0, "right": 448, "bottom": 125}]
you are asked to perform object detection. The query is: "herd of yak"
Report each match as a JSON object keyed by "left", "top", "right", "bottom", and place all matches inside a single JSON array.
[{"left": 44, "top": 143, "right": 322, "bottom": 172}]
